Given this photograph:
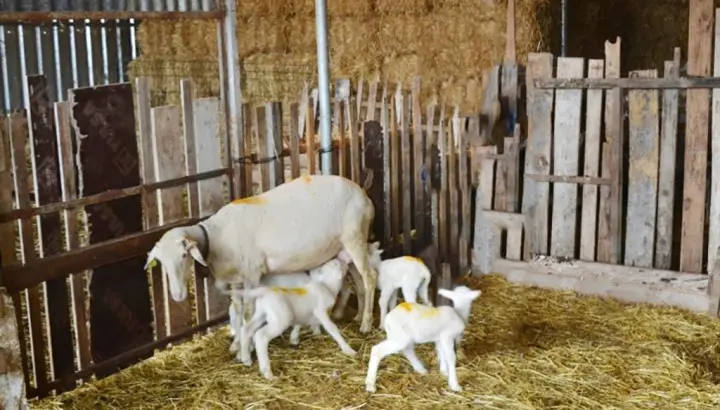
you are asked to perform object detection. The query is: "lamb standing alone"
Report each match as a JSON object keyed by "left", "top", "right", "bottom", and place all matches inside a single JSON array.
[
  {"left": 227, "top": 258, "right": 356, "bottom": 379},
  {"left": 364, "top": 286, "right": 482, "bottom": 393},
  {"left": 143, "top": 175, "right": 379, "bottom": 349}
]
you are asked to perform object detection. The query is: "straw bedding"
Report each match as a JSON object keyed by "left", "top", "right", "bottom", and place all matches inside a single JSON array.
[{"left": 32, "top": 274, "right": 720, "bottom": 409}]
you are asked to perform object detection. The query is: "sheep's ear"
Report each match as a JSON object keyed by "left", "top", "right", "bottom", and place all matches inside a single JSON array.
[
  {"left": 371, "top": 241, "right": 380, "bottom": 250},
  {"left": 144, "top": 247, "right": 158, "bottom": 271},
  {"left": 180, "top": 237, "right": 208, "bottom": 267},
  {"left": 468, "top": 290, "right": 482, "bottom": 300}
]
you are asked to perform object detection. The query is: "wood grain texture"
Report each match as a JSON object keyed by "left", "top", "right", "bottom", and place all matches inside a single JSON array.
[
  {"left": 710, "top": 10, "right": 720, "bottom": 273},
  {"left": 550, "top": 57, "right": 584, "bottom": 259},
  {"left": 579, "top": 59, "right": 604, "bottom": 262}
]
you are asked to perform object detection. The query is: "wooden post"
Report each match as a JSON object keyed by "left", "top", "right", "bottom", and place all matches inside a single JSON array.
[
  {"left": 709, "top": 247, "right": 720, "bottom": 317},
  {"left": 364, "top": 121, "right": 385, "bottom": 246},
  {"left": 681, "top": 0, "right": 713, "bottom": 273},
  {"left": 412, "top": 78, "right": 425, "bottom": 251},
  {"left": 289, "top": 103, "right": 301, "bottom": 180},
  {"left": 0, "top": 288, "right": 27, "bottom": 408},
  {"left": 709, "top": 10, "right": 720, "bottom": 273}
]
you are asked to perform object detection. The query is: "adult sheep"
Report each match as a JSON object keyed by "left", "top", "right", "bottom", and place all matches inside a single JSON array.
[{"left": 143, "top": 174, "right": 379, "bottom": 334}]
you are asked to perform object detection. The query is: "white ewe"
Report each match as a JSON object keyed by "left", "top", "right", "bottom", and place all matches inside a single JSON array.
[
  {"left": 364, "top": 286, "right": 482, "bottom": 393},
  {"left": 227, "top": 258, "right": 356, "bottom": 379},
  {"left": 143, "top": 175, "right": 379, "bottom": 348}
]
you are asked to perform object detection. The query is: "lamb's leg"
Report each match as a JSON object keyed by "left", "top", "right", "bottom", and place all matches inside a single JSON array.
[
  {"left": 401, "top": 281, "right": 419, "bottom": 304},
  {"left": 388, "top": 290, "right": 398, "bottom": 311},
  {"left": 290, "top": 325, "right": 302, "bottom": 346},
  {"left": 402, "top": 346, "right": 428, "bottom": 374},
  {"left": 228, "top": 295, "right": 243, "bottom": 353},
  {"left": 238, "top": 312, "right": 266, "bottom": 366},
  {"left": 435, "top": 342, "right": 448, "bottom": 376},
  {"left": 333, "top": 284, "right": 351, "bottom": 320},
  {"left": 313, "top": 308, "right": 357, "bottom": 356},
  {"left": 341, "top": 238, "right": 377, "bottom": 333},
  {"left": 253, "top": 321, "right": 288, "bottom": 380},
  {"left": 439, "top": 336, "right": 461, "bottom": 391},
  {"left": 365, "top": 339, "right": 408, "bottom": 392},
  {"left": 311, "top": 324, "right": 321, "bottom": 335},
  {"left": 239, "top": 278, "right": 257, "bottom": 357},
  {"left": 377, "top": 288, "right": 393, "bottom": 329}
]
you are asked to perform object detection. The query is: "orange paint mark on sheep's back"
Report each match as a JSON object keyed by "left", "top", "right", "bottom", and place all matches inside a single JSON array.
[
  {"left": 231, "top": 195, "right": 267, "bottom": 205},
  {"left": 302, "top": 175, "right": 313, "bottom": 184},
  {"left": 398, "top": 302, "right": 413, "bottom": 312}
]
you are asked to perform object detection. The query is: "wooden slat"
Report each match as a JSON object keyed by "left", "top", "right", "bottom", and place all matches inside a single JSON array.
[
  {"left": 657, "top": 50, "right": 681, "bottom": 270},
  {"left": 709, "top": 247, "right": 720, "bottom": 317},
  {"left": 180, "top": 80, "right": 206, "bottom": 326},
  {"left": 448, "top": 112, "right": 461, "bottom": 269},
  {"left": 481, "top": 67, "right": 501, "bottom": 146},
  {"left": 534, "top": 76, "right": 720, "bottom": 89},
  {"left": 0, "top": 115, "right": 32, "bottom": 389},
  {"left": 682, "top": 0, "right": 713, "bottom": 273},
  {"left": 438, "top": 113, "right": 449, "bottom": 261},
  {"left": 135, "top": 77, "right": 166, "bottom": 340},
  {"left": 192, "top": 97, "right": 228, "bottom": 320},
  {"left": 298, "top": 84, "right": 309, "bottom": 142},
  {"left": 305, "top": 100, "right": 317, "bottom": 176},
  {"left": 348, "top": 97, "right": 362, "bottom": 183},
  {"left": 356, "top": 80, "right": 364, "bottom": 120},
  {"left": 625, "top": 70, "right": 660, "bottom": 268},
  {"left": 504, "top": 132, "right": 519, "bottom": 212},
  {"left": 424, "top": 104, "right": 437, "bottom": 248},
  {"left": 366, "top": 81, "right": 379, "bottom": 122},
  {"left": 598, "top": 38, "right": 623, "bottom": 264},
  {"left": 412, "top": 78, "right": 425, "bottom": 249},
  {"left": 477, "top": 146, "right": 496, "bottom": 210},
  {"left": 9, "top": 113, "right": 46, "bottom": 390},
  {"left": 266, "top": 102, "right": 284, "bottom": 187},
  {"left": 26, "top": 74, "right": 75, "bottom": 386},
  {"left": 54, "top": 102, "right": 91, "bottom": 375},
  {"left": 711, "top": 11, "right": 720, "bottom": 273},
  {"left": 493, "top": 137, "right": 507, "bottom": 212},
  {"left": 579, "top": 59, "right": 605, "bottom": 262},
  {"left": 505, "top": 0, "right": 516, "bottom": 62},
  {"left": 459, "top": 126, "right": 471, "bottom": 271},
  {"left": 241, "top": 104, "right": 254, "bottom": 196},
  {"left": 381, "top": 87, "right": 392, "bottom": 248},
  {"left": 289, "top": 103, "right": 301, "bottom": 179},
  {"left": 255, "top": 107, "right": 271, "bottom": 191},
  {"left": 151, "top": 105, "right": 193, "bottom": 335},
  {"left": 522, "top": 53, "right": 554, "bottom": 256},
  {"left": 391, "top": 88, "right": 402, "bottom": 255},
  {"left": 401, "top": 90, "right": 413, "bottom": 255},
  {"left": 506, "top": 221, "right": 523, "bottom": 261},
  {"left": 551, "top": 57, "right": 585, "bottom": 259}
]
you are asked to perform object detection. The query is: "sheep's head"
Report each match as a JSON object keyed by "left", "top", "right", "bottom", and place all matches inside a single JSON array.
[
  {"left": 368, "top": 241, "right": 384, "bottom": 268},
  {"left": 437, "top": 286, "right": 482, "bottom": 306},
  {"left": 144, "top": 228, "right": 207, "bottom": 302},
  {"left": 310, "top": 259, "right": 348, "bottom": 293}
]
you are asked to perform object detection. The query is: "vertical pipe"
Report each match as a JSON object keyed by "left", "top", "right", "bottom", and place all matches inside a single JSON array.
[
  {"left": 561, "top": 0, "right": 567, "bottom": 57},
  {"left": 314, "top": 0, "right": 332, "bottom": 174},
  {"left": 222, "top": 0, "right": 244, "bottom": 200}
]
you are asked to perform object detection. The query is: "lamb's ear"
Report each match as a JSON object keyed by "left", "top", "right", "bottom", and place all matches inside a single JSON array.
[
  {"left": 180, "top": 237, "right": 208, "bottom": 267},
  {"left": 144, "top": 247, "right": 158, "bottom": 271},
  {"left": 437, "top": 288, "right": 454, "bottom": 300},
  {"left": 468, "top": 290, "right": 482, "bottom": 300}
]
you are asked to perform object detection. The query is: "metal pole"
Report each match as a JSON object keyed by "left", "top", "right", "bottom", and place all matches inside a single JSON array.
[
  {"left": 314, "top": 0, "right": 332, "bottom": 174},
  {"left": 561, "top": 0, "right": 567, "bottom": 57}
]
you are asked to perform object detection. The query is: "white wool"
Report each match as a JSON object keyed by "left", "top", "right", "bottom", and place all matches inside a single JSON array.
[
  {"left": 365, "top": 286, "right": 482, "bottom": 393},
  {"left": 229, "top": 259, "right": 356, "bottom": 379},
  {"left": 375, "top": 255, "right": 433, "bottom": 328}
]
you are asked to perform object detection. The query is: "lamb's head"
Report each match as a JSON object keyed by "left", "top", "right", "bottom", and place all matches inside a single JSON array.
[
  {"left": 437, "top": 285, "right": 482, "bottom": 322},
  {"left": 309, "top": 259, "right": 349, "bottom": 295},
  {"left": 144, "top": 227, "right": 208, "bottom": 302},
  {"left": 367, "top": 241, "right": 384, "bottom": 268}
]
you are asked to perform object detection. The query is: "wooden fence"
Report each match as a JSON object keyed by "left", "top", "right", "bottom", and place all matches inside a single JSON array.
[{"left": 0, "top": 60, "right": 524, "bottom": 399}]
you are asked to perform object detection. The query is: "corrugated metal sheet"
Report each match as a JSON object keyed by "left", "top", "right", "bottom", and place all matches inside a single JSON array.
[{"left": 0, "top": 0, "right": 217, "bottom": 113}]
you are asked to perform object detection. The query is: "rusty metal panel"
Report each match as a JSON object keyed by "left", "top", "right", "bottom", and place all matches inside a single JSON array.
[
  {"left": 26, "top": 74, "right": 76, "bottom": 388},
  {"left": 70, "top": 82, "right": 153, "bottom": 377}
]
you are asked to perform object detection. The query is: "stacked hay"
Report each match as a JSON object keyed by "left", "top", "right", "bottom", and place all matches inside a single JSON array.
[
  {"left": 31, "top": 274, "right": 720, "bottom": 409},
  {"left": 129, "top": 0, "right": 555, "bottom": 113}
]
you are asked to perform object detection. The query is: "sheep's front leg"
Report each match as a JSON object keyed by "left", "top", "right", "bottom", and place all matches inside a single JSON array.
[
  {"left": 290, "top": 325, "right": 302, "bottom": 346},
  {"left": 229, "top": 294, "right": 243, "bottom": 354},
  {"left": 348, "top": 265, "right": 366, "bottom": 323},
  {"left": 239, "top": 277, "right": 257, "bottom": 358},
  {"left": 313, "top": 308, "right": 357, "bottom": 356},
  {"left": 439, "top": 336, "right": 461, "bottom": 391},
  {"left": 378, "top": 288, "right": 393, "bottom": 329},
  {"left": 332, "top": 278, "right": 354, "bottom": 320}
]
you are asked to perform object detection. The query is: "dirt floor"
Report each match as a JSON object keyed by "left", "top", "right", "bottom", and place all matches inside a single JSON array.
[{"left": 31, "top": 274, "right": 720, "bottom": 410}]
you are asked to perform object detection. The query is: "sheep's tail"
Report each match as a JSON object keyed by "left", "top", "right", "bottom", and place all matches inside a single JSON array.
[{"left": 419, "top": 269, "right": 432, "bottom": 307}]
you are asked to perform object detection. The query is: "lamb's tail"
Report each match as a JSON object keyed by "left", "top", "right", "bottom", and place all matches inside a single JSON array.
[{"left": 419, "top": 269, "right": 432, "bottom": 307}]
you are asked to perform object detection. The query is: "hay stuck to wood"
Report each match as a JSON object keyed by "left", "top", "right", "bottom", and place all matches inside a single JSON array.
[{"left": 32, "top": 274, "right": 720, "bottom": 409}]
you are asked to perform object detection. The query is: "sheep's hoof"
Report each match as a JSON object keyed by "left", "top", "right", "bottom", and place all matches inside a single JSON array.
[
  {"left": 365, "top": 383, "right": 376, "bottom": 393},
  {"left": 359, "top": 322, "right": 372, "bottom": 334},
  {"left": 229, "top": 342, "right": 239, "bottom": 354},
  {"left": 342, "top": 347, "right": 357, "bottom": 357},
  {"left": 237, "top": 354, "right": 253, "bottom": 366},
  {"left": 262, "top": 371, "right": 276, "bottom": 380},
  {"left": 416, "top": 367, "right": 428, "bottom": 375}
]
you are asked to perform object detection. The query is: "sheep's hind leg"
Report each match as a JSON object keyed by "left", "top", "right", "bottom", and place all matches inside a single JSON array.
[
  {"left": 402, "top": 346, "right": 428, "bottom": 375},
  {"left": 313, "top": 308, "right": 356, "bottom": 356},
  {"left": 238, "top": 312, "right": 266, "bottom": 366},
  {"left": 439, "top": 335, "right": 461, "bottom": 391},
  {"left": 253, "top": 320, "right": 289, "bottom": 380},
  {"left": 348, "top": 265, "right": 366, "bottom": 323},
  {"left": 341, "top": 238, "right": 377, "bottom": 334}
]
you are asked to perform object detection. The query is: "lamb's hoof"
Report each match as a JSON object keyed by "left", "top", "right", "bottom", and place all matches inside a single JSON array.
[
  {"left": 365, "top": 383, "right": 376, "bottom": 393},
  {"left": 262, "top": 371, "right": 276, "bottom": 380},
  {"left": 229, "top": 343, "right": 239, "bottom": 354},
  {"left": 237, "top": 354, "right": 253, "bottom": 366},
  {"left": 342, "top": 348, "right": 357, "bottom": 357},
  {"left": 353, "top": 314, "right": 363, "bottom": 323},
  {"left": 359, "top": 322, "right": 372, "bottom": 334},
  {"left": 332, "top": 312, "right": 344, "bottom": 321},
  {"left": 416, "top": 368, "right": 429, "bottom": 375},
  {"left": 449, "top": 384, "right": 463, "bottom": 392},
  {"left": 290, "top": 338, "right": 300, "bottom": 346}
]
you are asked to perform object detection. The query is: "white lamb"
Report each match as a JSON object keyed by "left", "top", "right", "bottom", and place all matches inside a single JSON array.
[
  {"left": 364, "top": 285, "right": 482, "bottom": 393},
  {"left": 226, "top": 258, "right": 357, "bottom": 379},
  {"left": 333, "top": 251, "right": 434, "bottom": 329},
  {"left": 143, "top": 174, "right": 379, "bottom": 364}
]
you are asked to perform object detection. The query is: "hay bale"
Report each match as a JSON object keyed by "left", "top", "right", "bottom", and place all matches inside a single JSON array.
[
  {"left": 30, "top": 274, "right": 720, "bottom": 409},
  {"left": 284, "top": 17, "right": 316, "bottom": 54},
  {"left": 376, "top": 0, "right": 429, "bottom": 15},
  {"left": 237, "top": 16, "right": 287, "bottom": 58},
  {"left": 237, "top": 0, "right": 291, "bottom": 19}
]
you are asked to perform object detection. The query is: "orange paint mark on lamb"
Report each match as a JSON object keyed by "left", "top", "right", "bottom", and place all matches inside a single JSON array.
[
  {"left": 270, "top": 286, "right": 307, "bottom": 296},
  {"left": 398, "top": 302, "right": 413, "bottom": 312},
  {"left": 302, "top": 175, "right": 313, "bottom": 184},
  {"left": 401, "top": 256, "right": 424, "bottom": 264},
  {"left": 231, "top": 195, "right": 267, "bottom": 205}
]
